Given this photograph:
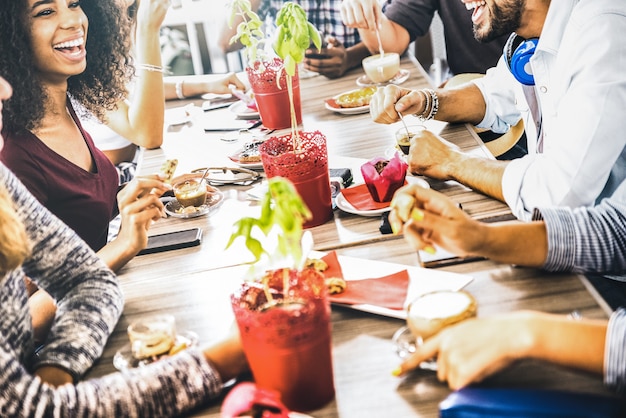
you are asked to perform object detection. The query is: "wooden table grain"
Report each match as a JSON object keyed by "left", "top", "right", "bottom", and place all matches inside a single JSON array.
[{"left": 86, "top": 57, "right": 616, "bottom": 417}]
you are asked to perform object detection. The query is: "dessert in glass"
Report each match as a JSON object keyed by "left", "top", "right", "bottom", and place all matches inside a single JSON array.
[
  {"left": 392, "top": 290, "right": 477, "bottom": 369},
  {"left": 173, "top": 178, "right": 207, "bottom": 208}
]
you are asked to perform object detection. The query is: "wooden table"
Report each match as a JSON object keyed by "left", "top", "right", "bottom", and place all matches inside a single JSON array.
[{"left": 86, "top": 57, "right": 616, "bottom": 417}]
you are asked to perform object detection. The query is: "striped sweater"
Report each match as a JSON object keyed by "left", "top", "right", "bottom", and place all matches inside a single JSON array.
[{"left": 0, "top": 164, "right": 222, "bottom": 417}]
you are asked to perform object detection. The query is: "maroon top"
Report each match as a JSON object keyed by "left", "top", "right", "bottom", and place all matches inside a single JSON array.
[{"left": 1, "top": 101, "right": 119, "bottom": 251}]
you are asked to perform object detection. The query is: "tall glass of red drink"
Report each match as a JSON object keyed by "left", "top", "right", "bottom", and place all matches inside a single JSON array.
[
  {"left": 259, "top": 131, "right": 333, "bottom": 228},
  {"left": 246, "top": 58, "right": 302, "bottom": 130},
  {"left": 231, "top": 268, "right": 335, "bottom": 412}
]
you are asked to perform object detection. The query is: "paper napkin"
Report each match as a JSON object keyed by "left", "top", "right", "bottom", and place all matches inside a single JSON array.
[{"left": 321, "top": 251, "right": 409, "bottom": 310}]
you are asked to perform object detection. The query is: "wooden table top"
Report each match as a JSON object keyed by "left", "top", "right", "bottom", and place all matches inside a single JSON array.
[{"left": 86, "top": 57, "right": 616, "bottom": 417}]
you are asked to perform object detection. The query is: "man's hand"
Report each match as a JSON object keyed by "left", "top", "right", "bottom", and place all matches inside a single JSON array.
[{"left": 304, "top": 36, "right": 350, "bottom": 79}]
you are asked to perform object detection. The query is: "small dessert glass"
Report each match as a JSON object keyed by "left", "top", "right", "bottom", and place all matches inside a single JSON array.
[
  {"left": 173, "top": 178, "right": 207, "bottom": 208},
  {"left": 391, "top": 290, "right": 477, "bottom": 370},
  {"left": 127, "top": 314, "right": 177, "bottom": 360}
]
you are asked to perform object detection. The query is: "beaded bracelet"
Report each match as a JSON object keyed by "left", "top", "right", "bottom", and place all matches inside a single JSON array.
[
  {"left": 414, "top": 88, "right": 439, "bottom": 121},
  {"left": 424, "top": 88, "right": 439, "bottom": 120},
  {"left": 175, "top": 80, "right": 186, "bottom": 100}
]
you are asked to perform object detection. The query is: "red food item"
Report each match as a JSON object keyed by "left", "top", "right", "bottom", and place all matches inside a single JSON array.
[{"left": 361, "top": 153, "right": 408, "bottom": 202}]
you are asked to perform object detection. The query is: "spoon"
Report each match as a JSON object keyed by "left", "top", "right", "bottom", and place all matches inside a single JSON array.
[
  {"left": 375, "top": 26, "right": 384, "bottom": 58},
  {"left": 397, "top": 110, "right": 411, "bottom": 139}
]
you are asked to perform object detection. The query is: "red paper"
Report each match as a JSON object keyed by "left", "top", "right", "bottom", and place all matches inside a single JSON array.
[{"left": 321, "top": 251, "right": 409, "bottom": 310}]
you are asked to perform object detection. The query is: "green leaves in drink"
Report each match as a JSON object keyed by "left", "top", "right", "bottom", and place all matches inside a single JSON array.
[
  {"left": 226, "top": 177, "right": 312, "bottom": 268},
  {"left": 273, "top": 2, "right": 322, "bottom": 76}
]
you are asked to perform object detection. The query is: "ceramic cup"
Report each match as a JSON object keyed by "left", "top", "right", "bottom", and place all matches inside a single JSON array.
[{"left": 362, "top": 52, "right": 400, "bottom": 83}]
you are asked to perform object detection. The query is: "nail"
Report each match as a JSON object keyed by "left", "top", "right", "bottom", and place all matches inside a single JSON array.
[
  {"left": 390, "top": 219, "right": 402, "bottom": 235},
  {"left": 424, "top": 246, "right": 436, "bottom": 254},
  {"left": 391, "top": 367, "right": 403, "bottom": 377},
  {"left": 411, "top": 208, "right": 424, "bottom": 221}
]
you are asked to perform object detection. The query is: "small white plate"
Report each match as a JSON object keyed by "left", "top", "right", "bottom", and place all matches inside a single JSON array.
[
  {"left": 113, "top": 331, "right": 198, "bottom": 370},
  {"left": 336, "top": 177, "right": 429, "bottom": 217},
  {"left": 164, "top": 190, "right": 224, "bottom": 218},
  {"left": 356, "top": 68, "right": 410, "bottom": 87},
  {"left": 335, "top": 192, "right": 390, "bottom": 217},
  {"left": 324, "top": 88, "right": 372, "bottom": 115},
  {"left": 324, "top": 100, "right": 370, "bottom": 115},
  {"left": 229, "top": 101, "right": 260, "bottom": 119},
  {"left": 228, "top": 142, "right": 265, "bottom": 170}
]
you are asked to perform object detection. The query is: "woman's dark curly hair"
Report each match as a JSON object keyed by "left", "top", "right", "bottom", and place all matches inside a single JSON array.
[{"left": 0, "top": 0, "right": 135, "bottom": 133}]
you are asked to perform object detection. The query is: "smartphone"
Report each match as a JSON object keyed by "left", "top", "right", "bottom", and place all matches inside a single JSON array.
[{"left": 137, "top": 228, "right": 202, "bottom": 255}]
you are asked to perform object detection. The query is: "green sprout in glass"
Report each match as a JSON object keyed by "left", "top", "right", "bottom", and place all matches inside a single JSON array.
[
  {"left": 273, "top": 2, "right": 321, "bottom": 149},
  {"left": 226, "top": 177, "right": 312, "bottom": 271}
]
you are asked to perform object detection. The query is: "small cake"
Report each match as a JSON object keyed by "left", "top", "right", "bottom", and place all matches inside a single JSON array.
[
  {"left": 128, "top": 315, "right": 177, "bottom": 360},
  {"left": 360, "top": 153, "right": 408, "bottom": 202}
]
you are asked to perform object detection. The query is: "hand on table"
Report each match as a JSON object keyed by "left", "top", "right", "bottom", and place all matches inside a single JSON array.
[
  {"left": 392, "top": 312, "right": 536, "bottom": 390},
  {"left": 304, "top": 36, "right": 350, "bottom": 79},
  {"left": 206, "top": 73, "right": 247, "bottom": 95}
]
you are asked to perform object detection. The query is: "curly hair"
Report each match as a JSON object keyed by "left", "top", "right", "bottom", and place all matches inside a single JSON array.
[
  {"left": 0, "top": 184, "right": 31, "bottom": 277},
  {"left": 0, "top": 0, "right": 135, "bottom": 133}
]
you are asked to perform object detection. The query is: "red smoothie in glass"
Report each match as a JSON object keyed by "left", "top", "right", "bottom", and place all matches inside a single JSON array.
[
  {"left": 231, "top": 268, "right": 335, "bottom": 412},
  {"left": 260, "top": 131, "right": 333, "bottom": 228},
  {"left": 247, "top": 58, "right": 302, "bottom": 130}
]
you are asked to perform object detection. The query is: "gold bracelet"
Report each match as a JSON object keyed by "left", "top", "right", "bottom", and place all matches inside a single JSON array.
[{"left": 136, "top": 63, "right": 168, "bottom": 74}]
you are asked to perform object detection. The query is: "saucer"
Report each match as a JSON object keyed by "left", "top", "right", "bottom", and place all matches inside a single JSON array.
[
  {"left": 113, "top": 331, "right": 199, "bottom": 370},
  {"left": 164, "top": 190, "right": 224, "bottom": 218},
  {"left": 356, "top": 68, "right": 410, "bottom": 87}
]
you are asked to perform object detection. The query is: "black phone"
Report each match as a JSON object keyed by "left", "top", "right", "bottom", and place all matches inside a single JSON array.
[{"left": 137, "top": 228, "right": 202, "bottom": 255}]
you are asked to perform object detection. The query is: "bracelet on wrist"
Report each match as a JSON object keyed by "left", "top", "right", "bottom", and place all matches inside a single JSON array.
[
  {"left": 414, "top": 88, "right": 439, "bottom": 121},
  {"left": 136, "top": 63, "right": 170, "bottom": 75},
  {"left": 175, "top": 80, "right": 186, "bottom": 100}
]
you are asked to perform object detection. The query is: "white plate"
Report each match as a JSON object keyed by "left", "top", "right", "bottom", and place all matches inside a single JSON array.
[
  {"left": 229, "top": 101, "right": 260, "bottom": 119},
  {"left": 113, "top": 331, "right": 198, "bottom": 370},
  {"left": 335, "top": 192, "right": 390, "bottom": 216},
  {"left": 324, "top": 89, "right": 372, "bottom": 115},
  {"left": 309, "top": 251, "right": 473, "bottom": 319},
  {"left": 356, "top": 68, "right": 411, "bottom": 87},
  {"left": 324, "top": 100, "right": 370, "bottom": 115},
  {"left": 336, "top": 177, "right": 429, "bottom": 217},
  {"left": 164, "top": 190, "right": 224, "bottom": 218},
  {"left": 228, "top": 141, "right": 266, "bottom": 170}
]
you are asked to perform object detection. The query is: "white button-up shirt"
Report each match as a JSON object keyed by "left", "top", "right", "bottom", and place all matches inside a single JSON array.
[{"left": 473, "top": 0, "right": 626, "bottom": 220}]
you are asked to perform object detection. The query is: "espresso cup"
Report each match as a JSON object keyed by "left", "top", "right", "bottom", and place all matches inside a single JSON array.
[
  {"left": 395, "top": 125, "right": 425, "bottom": 155},
  {"left": 362, "top": 52, "right": 400, "bottom": 83}
]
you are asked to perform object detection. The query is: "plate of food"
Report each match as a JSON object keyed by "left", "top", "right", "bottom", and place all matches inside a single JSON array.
[
  {"left": 113, "top": 331, "right": 198, "bottom": 371},
  {"left": 356, "top": 68, "right": 410, "bottom": 87},
  {"left": 324, "top": 86, "right": 376, "bottom": 115},
  {"left": 229, "top": 101, "right": 260, "bottom": 120},
  {"left": 228, "top": 140, "right": 265, "bottom": 169}
]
